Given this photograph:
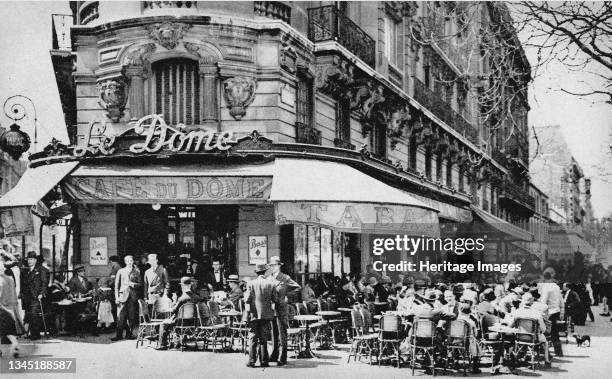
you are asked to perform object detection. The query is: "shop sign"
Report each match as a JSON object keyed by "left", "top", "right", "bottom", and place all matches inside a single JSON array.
[
  {"left": 90, "top": 237, "right": 108, "bottom": 265},
  {"left": 128, "top": 114, "right": 235, "bottom": 154},
  {"left": 248, "top": 235, "right": 268, "bottom": 265},
  {"left": 65, "top": 176, "right": 272, "bottom": 203},
  {"left": 72, "top": 114, "right": 236, "bottom": 157},
  {"left": 275, "top": 201, "right": 440, "bottom": 235}
]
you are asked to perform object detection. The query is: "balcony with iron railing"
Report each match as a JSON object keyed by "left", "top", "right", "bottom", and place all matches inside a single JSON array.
[
  {"left": 296, "top": 122, "right": 322, "bottom": 145},
  {"left": 307, "top": 5, "right": 376, "bottom": 68},
  {"left": 500, "top": 179, "right": 535, "bottom": 214},
  {"left": 143, "top": 1, "right": 198, "bottom": 11},
  {"left": 413, "top": 78, "right": 479, "bottom": 144}
]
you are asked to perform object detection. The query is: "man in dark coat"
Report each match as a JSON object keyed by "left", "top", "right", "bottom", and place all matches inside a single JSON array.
[
  {"left": 205, "top": 259, "right": 227, "bottom": 292},
  {"left": 244, "top": 263, "right": 279, "bottom": 368},
  {"left": 68, "top": 265, "right": 94, "bottom": 297},
  {"left": 267, "top": 256, "right": 300, "bottom": 366},
  {"left": 21, "top": 251, "right": 48, "bottom": 339}
]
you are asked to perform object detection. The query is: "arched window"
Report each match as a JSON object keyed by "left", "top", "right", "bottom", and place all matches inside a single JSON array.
[{"left": 150, "top": 58, "right": 200, "bottom": 125}]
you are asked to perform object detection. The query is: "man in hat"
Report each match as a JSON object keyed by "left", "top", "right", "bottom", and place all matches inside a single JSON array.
[
  {"left": 227, "top": 274, "right": 243, "bottom": 308},
  {"left": 244, "top": 263, "right": 279, "bottom": 368},
  {"left": 156, "top": 276, "right": 198, "bottom": 349},
  {"left": 267, "top": 256, "right": 300, "bottom": 366},
  {"left": 21, "top": 251, "right": 48, "bottom": 339},
  {"left": 112, "top": 255, "right": 141, "bottom": 341},
  {"left": 68, "top": 265, "right": 94, "bottom": 297},
  {"left": 413, "top": 289, "right": 443, "bottom": 321}
]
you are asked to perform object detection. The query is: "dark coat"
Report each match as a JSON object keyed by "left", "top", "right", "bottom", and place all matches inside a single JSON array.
[
  {"left": 68, "top": 275, "right": 94, "bottom": 296},
  {"left": 245, "top": 275, "right": 279, "bottom": 321},
  {"left": 21, "top": 264, "right": 48, "bottom": 305},
  {"left": 269, "top": 272, "right": 300, "bottom": 318},
  {"left": 206, "top": 270, "right": 228, "bottom": 292}
]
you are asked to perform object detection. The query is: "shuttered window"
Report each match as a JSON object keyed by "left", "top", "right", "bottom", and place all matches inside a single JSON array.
[
  {"left": 296, "top": 74, "right": 314, "bottom": 127},
  {"left": 152, "top": 59, "right": 200, "bottom": 125}
]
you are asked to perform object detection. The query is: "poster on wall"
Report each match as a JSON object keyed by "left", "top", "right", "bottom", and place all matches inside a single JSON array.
[
  {"left": 90, "top": 237, "right": 108, "bottom": 266},
  {"left": 248, "top": 235, "right": 267, "bottom": 265}
]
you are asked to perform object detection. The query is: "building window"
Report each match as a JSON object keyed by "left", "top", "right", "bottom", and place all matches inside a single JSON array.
[
  {"left": 336, "top": 97, "right": 351, "bottom": 143},
  {"left": 424, "top": 64, "right": 431, "bottom": 88},
  {"left": 370, "top": 124, "right": 387, "bottom": 159},
  {"left": 425, "top": 147, "right": 433, "bottom": 179},
  {"left": 293, "top": 225, "right": 354, "bottom": 284},
  {"left": 446, "top": 160, "right": 453, "bottom": 187},
  {"left": 297, "top": 74, "right": 314, "bottom": 127},
  {"left": 383, "top": 14, "right": 400, "bottom": 67},
  {"left": 458, "top": 166, "right": 464, "bottom": 192},
  {"left": 436, "top": 155, "right": 443, "bottom": 182},
  {"left": 151, "top": 58, "right": 200, "bottom": 125},
  {"left": 408, "top": 135, "right": 417, "bottom": 170}
]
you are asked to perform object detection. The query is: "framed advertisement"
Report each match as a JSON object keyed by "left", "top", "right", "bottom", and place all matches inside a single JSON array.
[
  {"left": 248, "top": 235, "right": 267, "bottom": 265},
  {"left": 90, "top": 237, "right": 108, "bottom": 266}
]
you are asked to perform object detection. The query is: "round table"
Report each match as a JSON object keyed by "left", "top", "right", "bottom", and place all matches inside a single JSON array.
[
  {"left": 293, "top": 315, "right": 321, "bottom": 358},
  {"left": 337, "top": 307, "right": 353, "bottom": 313},
  {"left": 53, "top": 300, "right": 81, "bottom": 335}
]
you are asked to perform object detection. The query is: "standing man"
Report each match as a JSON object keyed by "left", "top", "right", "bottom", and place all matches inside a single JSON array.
[
  {"left": 267, "top": 256, "right": 300, "bottom": 366},
  {"left": 207, "top": 260, "right": 227, "bottom": 291},
  {"left": 21, "top": 251, "right": 48, "bottom": 340},
  {"left": 244, "top": 263, "right": 279, "bottom": 368},
  {"left": 539, "top": 271, "right": 564, "bottom": 356},
  {"left": 112, "top": 255, "right": 141, "bottom": 341},
  {"left": 107, "top": 256, "right": 122, "bottom": 325},
  {"left": 144, "top": 253, "right": 169, "bottom": 306}
]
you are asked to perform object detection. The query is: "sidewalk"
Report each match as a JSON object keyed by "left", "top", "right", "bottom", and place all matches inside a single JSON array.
[{"left": 2, "top": 306, "right": 612, "bottom": 379}]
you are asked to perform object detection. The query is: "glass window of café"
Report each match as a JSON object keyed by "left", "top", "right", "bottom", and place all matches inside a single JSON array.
[
  {"left": 291, "top": 225, "right": 360, "bottom": 285},
  {"left": 117, "top": 204, "right": 237, "bottom": 283}
]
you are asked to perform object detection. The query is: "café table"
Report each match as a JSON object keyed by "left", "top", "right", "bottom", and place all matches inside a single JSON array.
[
  {"left": 293, "top": 315, "right": 320, "bottom": 358},
  {"left": 315, "top": 311, "right": 341, "bottom": 349},
  {"left": 53, "top": 299, "right": 81, "bottom": 335},
  {"left": 217, "top": 309, "right": 242, "bottom": 352}
]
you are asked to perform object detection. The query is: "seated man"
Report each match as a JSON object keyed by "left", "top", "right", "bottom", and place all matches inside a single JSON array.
[
  {"left": 157, "top": 277, "right": 199, "bottom": 349},
  {"left": 68, "top": 266, "right": 94, "bottom": 297}
]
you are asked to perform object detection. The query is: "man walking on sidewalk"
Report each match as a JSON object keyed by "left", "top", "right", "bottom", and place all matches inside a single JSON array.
[{"left": 540, "top": 272, "right": 565, "bottom": 356}]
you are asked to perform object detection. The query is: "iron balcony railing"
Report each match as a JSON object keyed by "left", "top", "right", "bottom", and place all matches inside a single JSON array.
[
  {"left": 307, "top": 5, "right": 376, "bottom": 68},
  {"left": 500, "top": 179, "right": 536, "bottom": 211},
  {"left": 413, "top": 78, "right": 479, "bottom": 144}
]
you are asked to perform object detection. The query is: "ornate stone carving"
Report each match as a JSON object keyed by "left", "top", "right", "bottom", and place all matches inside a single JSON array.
[
  {"left": 280, "top": 36, "right": 298, "bottom": 73},
  {"left": 314, "top": 56, "right": 354, "bottom": 97},
  {"left": 223, "top": 76, "right": 257, "bottom": 120},
  {"left": 147, "top": 22, "right": 191, "bottom": 50},
  {"left": 233, "top": 130, "right": 273, "bottom": 150},
  {"left": 388, "top": 105, "right": 411, "bottom": 149},
  {"left": 124, "top": 43, "right": 156, "bottom": 66},
  {"left": 184, "top": 42, "right": 221, "bottom": 64},
  {"left": 97, "top": 79, "right": 128, "bottom": 122},
  {"left": 42, "top": 138, "right": 70, "bottom": 157}
]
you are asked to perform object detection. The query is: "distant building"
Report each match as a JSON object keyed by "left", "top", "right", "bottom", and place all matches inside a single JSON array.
[{"left": 528, "top": 183, "right": 549, "bottom": 262}]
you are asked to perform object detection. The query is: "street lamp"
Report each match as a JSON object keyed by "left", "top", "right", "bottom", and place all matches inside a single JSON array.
[{"left": 1, "top": 95, "right": 38, "bottom": 159}]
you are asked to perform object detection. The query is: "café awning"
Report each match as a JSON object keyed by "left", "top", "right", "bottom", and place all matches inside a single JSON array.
[
  {"left": 270, "top": 158, "right": 439, "bottom": 234},
  {"left": 64, "top": 162, "right": 274, "bottom": 203},
  {"left": 0, "top": 161, "right": 79, "bottom": 209},
  {"left": 0, "top": 161, "right": 79, "bottom": 236},
  {"left": 470, "top": 205, "right": 532, "bottom": 242}
]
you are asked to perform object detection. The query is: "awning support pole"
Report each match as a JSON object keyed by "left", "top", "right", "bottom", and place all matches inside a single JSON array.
[{"left": 39, "top": 221, "right": 44, "bottom": 257}]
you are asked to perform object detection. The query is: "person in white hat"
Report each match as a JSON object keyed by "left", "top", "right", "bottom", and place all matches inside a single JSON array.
[{"left": 267, "top": 256, "right": 300, "bottom": 366}]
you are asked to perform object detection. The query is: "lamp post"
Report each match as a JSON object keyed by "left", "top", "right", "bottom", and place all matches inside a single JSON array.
[{"left": 1, "top": 95, "right": 37, "bottom": 159}]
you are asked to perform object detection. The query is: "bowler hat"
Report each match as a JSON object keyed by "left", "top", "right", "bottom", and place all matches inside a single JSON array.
[
  {"left": 269, "top": 256, "right": 283, "bottom": 265},
  {"left": 228, "top": 274, "right": 239, "bottom": 282},
  {"left": 74, "top": 265, "right": 85, "bottom": 272},
  {"left": 254, "top": 263, "right": 268, "bottom": 273},
  {"left": 26, "top": 251, "right": 38, "bottom": 259}
]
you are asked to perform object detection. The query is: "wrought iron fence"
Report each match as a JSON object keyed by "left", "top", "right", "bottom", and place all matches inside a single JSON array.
[{"left": 307, "top": 5, "right": 375, "bottom": 68}]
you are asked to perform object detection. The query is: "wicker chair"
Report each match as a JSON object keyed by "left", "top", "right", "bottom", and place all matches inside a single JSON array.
[
  {"left": 378, "top": 314, "right": 403, "bottom": 367},
  {"left": 172, "top": 302, "right": 199, "bottom": 351},
  {"left": 445, "top": 319, "right": 471, "bottom": 376},
  {"left": 136, "top": 299, "right": 163, "bottom": 348},
  {"left": 347, "top": 309, "right": 378, "bottom": 364},
  {"left": 409, "top": 318, "right": 437, "bottom": 375},
  {"left": 196, "top": 302, "right": 228, "bottom": 352},
  {"left": 513, "top": 317, "right": 545, "bottom": 371}
]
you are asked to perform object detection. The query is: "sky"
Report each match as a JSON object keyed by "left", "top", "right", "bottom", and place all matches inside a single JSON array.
[{"left": 0, "top": 1, "right": 610, "bottom": 217}]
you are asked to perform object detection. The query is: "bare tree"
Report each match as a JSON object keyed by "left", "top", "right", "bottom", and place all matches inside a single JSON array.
[{"left": 513, "top": 1, "right": 612, "bottom": 104}]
